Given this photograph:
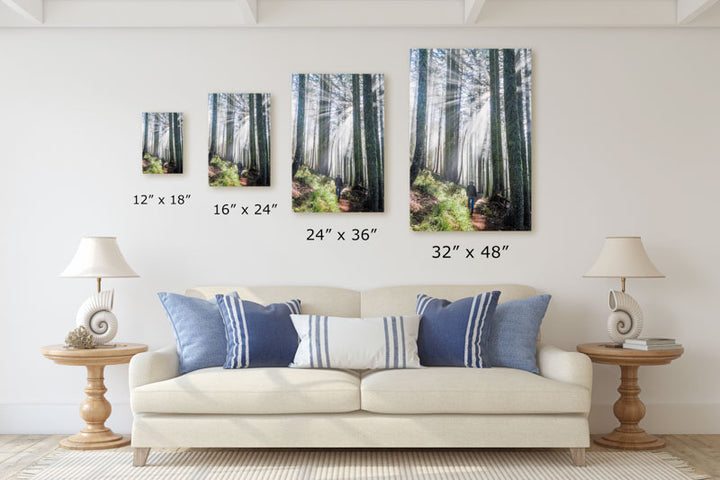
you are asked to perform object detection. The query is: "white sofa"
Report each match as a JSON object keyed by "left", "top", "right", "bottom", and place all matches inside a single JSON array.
[{"left": 129, "top": 285, "right": 592, "bottom": 467}]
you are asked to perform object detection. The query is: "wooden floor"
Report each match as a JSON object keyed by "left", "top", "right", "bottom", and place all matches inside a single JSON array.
[{"left": 1, "top": 434, "right": 718, "bottom": 479}]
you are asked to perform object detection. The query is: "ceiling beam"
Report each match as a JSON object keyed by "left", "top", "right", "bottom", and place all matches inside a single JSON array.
[
  {"left": 464, "top": 0, "right": 487, "bottom": 24},
  {"left": 677, "top": 0, "right": 720, "bottom": 23},
  {"left": 237, "top": 0, "right": 257, "bottom": 24},
  {"left": 1, "top": 0, "right": 43, "bottom": 24}
]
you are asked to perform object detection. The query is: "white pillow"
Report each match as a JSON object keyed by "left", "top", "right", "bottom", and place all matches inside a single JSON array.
[{"left": 290, "top": 314, "right": 421, "bottom": 369}]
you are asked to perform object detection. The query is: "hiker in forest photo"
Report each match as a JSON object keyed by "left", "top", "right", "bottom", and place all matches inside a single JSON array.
[
  {"left": 466, "top": 181, "right": 477, "bottom": 215},
  {"left": 335, "top": 174, "right": 344, "bottom": 201}
]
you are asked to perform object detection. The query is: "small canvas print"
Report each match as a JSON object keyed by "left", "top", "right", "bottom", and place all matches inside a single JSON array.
[
  {"left": 292, "top": 73, "right": 384, "bottom": 213},
  {"left": 208, "top": 93, "right": 271, "bottom": 187},
  {"left": 142, "top": 112, "right": 183, "bottom": 174},
  {"left": 409, "top": 48, "right": 532, "bottom": 231}
]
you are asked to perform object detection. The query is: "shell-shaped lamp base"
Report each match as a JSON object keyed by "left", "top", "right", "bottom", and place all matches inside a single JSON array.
[
  {"left": 76, "top": 290, "right": 118, "bottom": 344},
  {"left": 606, "top": 290, "right": 644, "bottom": 343}
]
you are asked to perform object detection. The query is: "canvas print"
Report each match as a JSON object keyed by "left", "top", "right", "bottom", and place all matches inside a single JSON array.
[
  {"left": 292, "top": 74, "right": 384, "bottom": 213},
  {"left": 208, "top": 93, "right": 271, "bottom": 186},
  {"left": 409, "top": 49, "right": 532, "bottom": 231},
  {"left": 142, "top": 112, "right": 183, "bottom": 174}
]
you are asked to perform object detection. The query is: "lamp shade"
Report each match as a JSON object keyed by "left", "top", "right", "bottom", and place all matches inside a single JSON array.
[
  {"left": 60, "top": 236, "right": 139, "bottom": 278},
  {"left": 584, "top": 236, "right": 664, "bottom": 278}
]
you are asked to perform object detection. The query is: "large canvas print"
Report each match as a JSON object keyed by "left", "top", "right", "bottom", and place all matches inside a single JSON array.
[
  {"left": 208, "top": 93, "right": 270, "bottom": 186},
  {"left": 292, "top": 74, "right": 384, "bottom": 213},
  {"left": 409, "top": 49, "right": 532, "bottom": 231},
  {"left": 142, "top": 112, "right": 183, "bottom": 174}
]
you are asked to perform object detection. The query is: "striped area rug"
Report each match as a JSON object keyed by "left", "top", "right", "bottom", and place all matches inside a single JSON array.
[{"left": 13, "top": 449, "right": 710, "bottom": 480}]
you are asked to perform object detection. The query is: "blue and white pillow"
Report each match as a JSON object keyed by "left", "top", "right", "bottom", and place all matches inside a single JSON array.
[
  {"left": 216, "top": 295, "right": 301, "bottom": 368},
  {"left": 289, "top": 314, "right": 421, "bottom": 369},
  {"left": 416, "top": 291, "right": 500, "bottom": 367}
]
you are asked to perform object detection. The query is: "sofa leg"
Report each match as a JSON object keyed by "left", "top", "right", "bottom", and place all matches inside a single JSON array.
[
  {"left": 133, "top": 447, "right": 150, "bottom": 467},
  {"left": 569, "top": 448, "right": 586, "bottom": 466}
]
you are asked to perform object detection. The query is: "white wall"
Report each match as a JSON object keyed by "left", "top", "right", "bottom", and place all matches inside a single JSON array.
[{"left": 1, "top": 26, "right": 718, "bottom": 435}]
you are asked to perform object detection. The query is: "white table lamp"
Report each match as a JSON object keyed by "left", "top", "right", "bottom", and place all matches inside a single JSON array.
[
  {"left": 584, "top": 236, "right": 664, "bottom": 343},
  {"left": 61, "top": 236, "right": 139, "bottom": 344}
]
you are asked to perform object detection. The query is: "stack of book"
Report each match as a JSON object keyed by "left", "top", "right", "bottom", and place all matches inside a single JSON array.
[{"left": 623, "top": 338, "right": 682, "bottom": 350}]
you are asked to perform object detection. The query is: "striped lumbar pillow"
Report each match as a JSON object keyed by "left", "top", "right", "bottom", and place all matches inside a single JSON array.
[
  {"left": 290, "top": 314, "right": 421, "bottom": 369},
  {"left": 216, "top": 295, "right": 301, "bottom": 368},
  {"left": 416, "top": 291, "right": 500, "bottom": 368}
]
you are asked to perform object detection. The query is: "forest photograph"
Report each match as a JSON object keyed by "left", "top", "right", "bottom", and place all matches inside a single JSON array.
[
  {"left": 142, "top": 112, "right": 183, "bottom": 174},
  {"left": 292, "top": 73, "right": 384, "bottom": 213},
  {"left": 409, "top": 48, "right": 532, "bottom": 231},
  {"left": 208, "top": 93, "right": 271, "bottom": 187}
]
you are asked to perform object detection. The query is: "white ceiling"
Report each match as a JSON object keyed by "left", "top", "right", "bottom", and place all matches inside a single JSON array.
[{"left": 1, "top": 0, "right": 719, "bottom": 27}]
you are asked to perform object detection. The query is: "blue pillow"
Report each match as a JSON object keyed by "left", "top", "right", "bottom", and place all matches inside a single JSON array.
[
  {"left": 416, "top": 292, "right": 500, "bottom": 367},
  {"left": 216, "top": 295, "right": 301, "bottom": 368},
  {"left": 486, "top": 295, "right": 551, "bottom": 374},
  {"left": 157, "top": 292, "right": 231, "bottom": 375}
]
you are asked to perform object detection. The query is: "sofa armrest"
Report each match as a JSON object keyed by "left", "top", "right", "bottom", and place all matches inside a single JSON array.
[
  {"left": 536, "top": 343, "right": 593, "bottom": 392},
  {"left": 129, "top": 345, "right": 180, "bottom": 390}
]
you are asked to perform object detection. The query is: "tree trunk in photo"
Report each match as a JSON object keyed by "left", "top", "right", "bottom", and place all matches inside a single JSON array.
[
  {"left": 503, "top": 49, "right": 528, "bottom": 230},
  {"left": 224, "top": 95, "right": 235, "bottom": 163},
  {"left": 312, "top": 100, "right": 319, "bottom": 172},
  {"left": 514, "top": 50, "right": 530, "bottom": 228},
  {"left": 351, "top": 75, "right": 363, "bottom": 187},
  {"left": 410, "top": 49, "right": 429, "bottom": 186},
  {"left": 363, "top": 74, "right": 381, "bottom": 211},
  {"left": 142, "top": 113, "right": 149, "bottom": 157},
  {"left": 318, "top": 75, "right": 331, "bottom": 176},
  {"left": 256, "top": 94, "right": 270, "bottom": 186},
  {"left": 489, "top": 49, "right": 504, "bottom": 198},
  {"left": 292, "top": 74, "right": 306, "bottom": 177},
  {"left": 209, "top": 94, "right": 218, "bottom": 162},
  {"left": 248, "top": 94, "right": 258, "bottom": 172},
  {"left": 152, "top": 114, "right": 160, "bottom": 159},
  {"left": 168, "top": 113, "right": 176, "bottom": 169},
  {"left": 443, "top": 50, "right": 461, "bottom": 184},
  {"left": 264, "top": 95, "right": 271, "bottom": 179},
  {"left": 174, "top": 113, "right": 183, "bottom": 173},
  {"left": 376, "top": 77, "right": 384, "bottom": 211},
  {"left": 522, "top": 49, "right": 532, "bottom": 228}
]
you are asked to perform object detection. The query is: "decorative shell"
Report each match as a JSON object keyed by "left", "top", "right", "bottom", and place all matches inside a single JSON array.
[
  {"left": 65, "top": 326, "right": 96, "bottom": 349},
  {"left": 76, "top": 290, "right": 118, "bottom": 344},
  {"left": 606, "top": 290, "right": 644, "bottom": 343}
]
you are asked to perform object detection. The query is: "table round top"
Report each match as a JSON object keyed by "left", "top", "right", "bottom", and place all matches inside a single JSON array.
[
  {"left": 576, "top": 342, "right": 683, "bottom": 366},
  {"left": 41, "top": 343, "right": 148, "bottom": 366}
]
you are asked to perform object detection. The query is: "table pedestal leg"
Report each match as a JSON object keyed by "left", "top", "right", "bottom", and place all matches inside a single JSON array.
[
  {"left": 594, "top": 365, "right": 665, "bottom": 450},
  {"left": 60, "top": 365, "right": 129, "bottom": 450}
]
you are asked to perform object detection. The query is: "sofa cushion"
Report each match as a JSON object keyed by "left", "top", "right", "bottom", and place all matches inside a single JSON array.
[
  {"left": 486, "top": 295, "right": 551, "bottom": 373},
  {"left": 157, "top": 292, "right": 230, "bottom": 375},
  {"left": 290, "top": 314, "right": 421, "bottom": 369},
  {"left": 416, "top": 292, "right": 500, "bottom": 367},
  {"left": 132, "top": 367, "right": 360, "bottom": 414},
  {"left": 360, "top": 367, "right": 590, "bottom": 414},
  {"left": 216, "top": 295, "right": 301, "bottom": 368}
]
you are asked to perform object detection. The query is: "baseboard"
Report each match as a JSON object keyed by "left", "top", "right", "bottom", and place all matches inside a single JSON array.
[
  {"left": 2, "top": 403, "right": 719, "bottom": 435},
  {"left": 589, "top": 403, "right": 720, "bottom": 434},
  {"left": 0, "top": 403, "right": 133, "bottom": 434}
]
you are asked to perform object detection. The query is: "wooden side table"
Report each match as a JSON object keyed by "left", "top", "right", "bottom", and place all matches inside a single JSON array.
[
  {"left": 41, "top": 343, "right": 148, "bottom": 450},
  {"left": 577, "top": 342, "right": 683, "bottom": 450}
]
